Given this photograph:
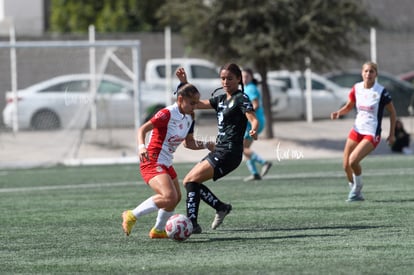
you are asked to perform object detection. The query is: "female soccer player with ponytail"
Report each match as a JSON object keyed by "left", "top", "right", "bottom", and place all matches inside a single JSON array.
[
  {"left": 121, "top": 83, "right": 214, "bottom": 238},
  {"left": 331, "top": 61, "right": 396, "bottom": 202},
  {"left": 176, "top": 64, "right": 259, "bottom": 233}
]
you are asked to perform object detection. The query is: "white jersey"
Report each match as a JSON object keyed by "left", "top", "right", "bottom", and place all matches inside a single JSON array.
[
  {"left": 350, "top": 82, "right": 392, "bottom": 137},
  {"left": 147, "top": 103, "right": 194, "bottom": 167}
]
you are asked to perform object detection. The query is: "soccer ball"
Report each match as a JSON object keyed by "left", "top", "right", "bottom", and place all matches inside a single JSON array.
[{"left": 165, "top": 214, "right": 193, "bottom": 241}]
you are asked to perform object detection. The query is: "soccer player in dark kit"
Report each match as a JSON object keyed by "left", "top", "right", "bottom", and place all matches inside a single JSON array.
[{"left": 176, "top": 63, "right": 259, "bottom": 233}]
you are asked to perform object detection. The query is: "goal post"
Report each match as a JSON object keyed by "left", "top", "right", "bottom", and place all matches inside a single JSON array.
[
  {"left": 0, "top": 38, "right": 145, "bottom": 167},
  {"left": 0, "top": 39, "right": 142, "bottom": 131}
]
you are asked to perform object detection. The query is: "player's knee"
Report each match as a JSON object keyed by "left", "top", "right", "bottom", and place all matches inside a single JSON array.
[
  {"left": 342, "top": 159, "right": 350, "bottom": 171},
  {"left": 162, "top": 193, "right": 179, "bottom": 209},
  {"left": 183, "top": 174, "right": 198, "bottom": 184},
  {"left": 348, "top": 157, "right": 359, "bottom": 170}
]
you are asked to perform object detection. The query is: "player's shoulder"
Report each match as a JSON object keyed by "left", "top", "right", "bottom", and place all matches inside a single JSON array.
[
  {"left": 238, "top": 90, "right": 250, "bottom": 100},
  {"left": 372, "top": 82, "right": 385, "bottom": 92},
  {"left": 354, "top": 81, "right": 364, "bottom": 90},
  {"left": 211, "top": 93, "right": 226, "bottom": 102},
  {"left": 152, "top": 107, "right": 171, "bottom": 123}
]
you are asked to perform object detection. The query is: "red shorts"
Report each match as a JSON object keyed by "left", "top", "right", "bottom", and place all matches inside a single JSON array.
[
  {"left": 140, "top": 162, "right": 177, "bottom": 184},
  {"left": 348, "top": 128, "right": 381, "bottom": 148}
]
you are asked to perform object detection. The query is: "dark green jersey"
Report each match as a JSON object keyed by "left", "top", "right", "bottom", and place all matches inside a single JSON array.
[{"left": 209, "top": 90, "right": 254, "bottom": 152}]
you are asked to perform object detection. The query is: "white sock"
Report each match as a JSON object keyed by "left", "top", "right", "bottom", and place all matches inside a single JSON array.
[
  {"left": 348, "top": 182, "right": 354, "bottom": 190},
  {"left": 132, "top": 196, "right": 159, "bottom": 218},
  {"left": 352, "top": 174, "right": 363, "bottom": 193},
  {"left": 154, "top": 209, "right": 174, "bottom": 231}
]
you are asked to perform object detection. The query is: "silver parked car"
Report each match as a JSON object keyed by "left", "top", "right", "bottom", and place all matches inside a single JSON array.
[
  {"left": 266, "top": 70, "right": 349, "bottom": 119},
  {"left": 2, "top": 74, "right": 167, "bottom": 130}
]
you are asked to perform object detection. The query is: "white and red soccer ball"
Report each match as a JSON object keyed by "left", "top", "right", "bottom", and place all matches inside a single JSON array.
[{"left": 165, "top": 214, "right": 193, "bottom": 241}]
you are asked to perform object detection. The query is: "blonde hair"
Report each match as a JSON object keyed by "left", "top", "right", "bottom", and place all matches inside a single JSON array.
[{"left": 362, "top": 61, "right": 378, "bottom": 74}]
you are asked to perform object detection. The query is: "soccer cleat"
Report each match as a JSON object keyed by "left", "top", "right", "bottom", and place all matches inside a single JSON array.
[
  {"left": 261, "top": 162, "right": 273, "bottom": 177},
  {"left": 121, "top": 210, "right": 137, "bottom": 236},
  {"left": 347, "top": 191, "right": 365, "bottom": 202},
  {"left": 211, "top": 204, "right": 232, "bottom": 230},
  {"left": 243, "top": 174, "right": 261, "bottom": 182},
  {"left": 149, "top": 227, "right": 168, "bottom": 239},
  {"left": 192, "top": 224, "right": 203, "bottom": 234}
]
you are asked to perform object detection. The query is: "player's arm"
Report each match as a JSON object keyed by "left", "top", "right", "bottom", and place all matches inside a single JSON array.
[
  {"left": 331, "top": 87, "right": 356, "bottom": 119},
  {"left": 386, "top": 102, "right": 397, "bottom": 145},
  {"left": 183, "top": 133, "right": 215, "bottom": 151},
  {"left": 176, "top": 67, "right": 212, "bottom": 110},
  {"left": 137, "top": 120, "right": 153, "bottom": 162},
  {"left": 245, "top": 111, "right": 259, "bottom": 140},
  {"left": 331, "top": 100, "right": 355, "bottom": 120},
  {"left": 196, "top": 99, "right": 212, "bottom": 109},
  {"left": 251, "top": 98, "right": 260, "bottom": 111}
]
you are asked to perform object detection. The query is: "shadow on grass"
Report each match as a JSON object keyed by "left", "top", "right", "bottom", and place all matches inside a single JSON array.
[
  {"left": 196, "top": 233, "right": 339, "bottom": 242},
  {"left": 224, "top": 224, "right": 386, "bottom": 233},
  {"left": 188, "top": 225, "right": 387, "bottom": 242}
]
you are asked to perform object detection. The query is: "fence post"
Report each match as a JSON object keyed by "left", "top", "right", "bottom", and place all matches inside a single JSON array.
[{"left": 9, "top": 20, "right": 19, "bottom": 132}]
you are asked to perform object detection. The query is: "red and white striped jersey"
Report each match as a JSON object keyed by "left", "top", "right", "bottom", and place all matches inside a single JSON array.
[{"left": 147, "top": 103, "right": 194, "bottom": 167}]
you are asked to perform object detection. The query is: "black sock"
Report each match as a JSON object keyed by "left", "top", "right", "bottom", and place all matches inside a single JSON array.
[
  {"left": 185, "top": 182, "right": 201, "bottom": 226},
  {"left": 199, "top": 183, "right": 225, "bottom": 211}
]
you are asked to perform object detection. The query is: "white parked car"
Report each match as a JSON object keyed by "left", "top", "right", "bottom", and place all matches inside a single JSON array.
[
  {"left": 145, "top": 58, "right": 223, "bottom": 100},
  {"left": 2, "top": 74, "right": 167, "bottom": 130},
  {"left": 266, "top": 70, "right": 349, "bottom": 119}
]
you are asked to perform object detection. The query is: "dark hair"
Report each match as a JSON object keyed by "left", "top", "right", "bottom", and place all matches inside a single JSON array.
[
  {"left": 243, "top": 67, "right": 259, "bottom": 85},
  {"left": 176, "top": 83, "right": 200, "bottom": 99},
  {"left": 212, "top": 63, "right": 243, "bottom": 96}
]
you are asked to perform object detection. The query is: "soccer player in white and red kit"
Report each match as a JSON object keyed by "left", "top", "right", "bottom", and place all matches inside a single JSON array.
[
  {"left": 122, "top": 83, "right": 214, "bottom": 238},
  {"left": 331, "top": 61, "right": 397, "bottom": 201}
]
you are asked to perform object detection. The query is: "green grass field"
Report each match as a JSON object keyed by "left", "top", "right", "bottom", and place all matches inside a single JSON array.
[{"left": 1, "top": 155, "right": 413, "bottom": 274}]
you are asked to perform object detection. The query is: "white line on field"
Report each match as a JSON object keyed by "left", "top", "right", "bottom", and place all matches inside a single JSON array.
[
  {"left": 0, "top": 181, "right": 141, "bottom": 193},
  {"left": 0, "top": 167, "right": 412, "bottom": 193}
]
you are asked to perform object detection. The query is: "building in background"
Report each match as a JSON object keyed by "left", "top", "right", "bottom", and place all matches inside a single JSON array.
[{"left": 0, "top": 0, "right": 44, "bottom": 36}]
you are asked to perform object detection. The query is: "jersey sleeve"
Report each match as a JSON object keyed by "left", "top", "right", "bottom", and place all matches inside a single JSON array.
[
  {"left": 349, "top": 86, "right": 356, "bottom": 103},
  {"left": 241, "top": 93, "right": 254, "bottom": 113},
  {"left": 150, "top": 108, "right": 171, "bottom": 128},
  {"left": 209, "top": 96, "right": 220, "bottom": 111},
  {"left": 381, "top": 88, "right": 392, "bottom": 105}
]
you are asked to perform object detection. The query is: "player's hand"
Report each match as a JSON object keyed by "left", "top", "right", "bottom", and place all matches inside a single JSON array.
[
  {"left": 139, "top": 148, "right": 149, "bottom": 162},
  {"left": 330, "top": 111, "right": 340, "bottom": 120},
  {"left": 387, "top": 135, "right": 395, "bottom": 146},
  {"left": 249, "top": 129, "right": 258, "bottom": 140},
  {"left": 176, "top": 67, "right": 188, "bottom": 83},
  {"left": 205, "top": 141, "right": 215, "bottom": 151}
]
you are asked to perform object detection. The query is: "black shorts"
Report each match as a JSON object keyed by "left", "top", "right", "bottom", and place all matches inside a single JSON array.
[{"left": 203, "top": 149, "right": 242, "bottom": 181}]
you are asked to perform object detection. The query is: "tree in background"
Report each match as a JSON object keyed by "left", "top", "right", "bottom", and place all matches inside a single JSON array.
[
  {"left": 49, "top": 0, "right": 166, "bottom": 33},
  {"left": 48, "top": 0, "right": 378, "bottom": 138},
  {"left": 157, "top": 0, "right": 378, "bottom": 138}
]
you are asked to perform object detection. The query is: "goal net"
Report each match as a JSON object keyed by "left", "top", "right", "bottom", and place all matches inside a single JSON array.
[{"left": 0, "top": 39, "right": 151, "bottom": 168}]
